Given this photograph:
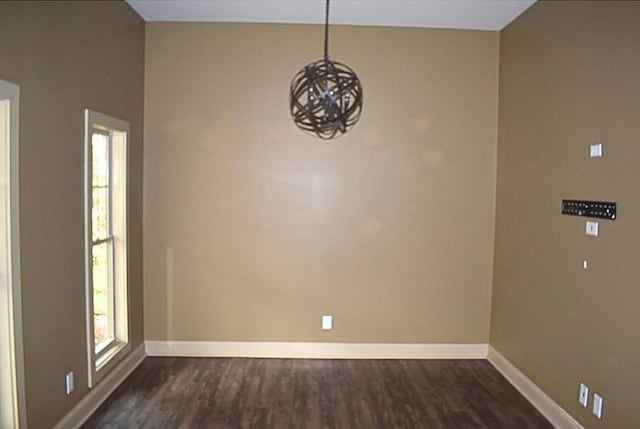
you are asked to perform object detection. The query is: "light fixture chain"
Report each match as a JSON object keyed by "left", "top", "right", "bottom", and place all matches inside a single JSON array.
[{"left": 324, "top": 0, "right": 330, "bottom": 60}]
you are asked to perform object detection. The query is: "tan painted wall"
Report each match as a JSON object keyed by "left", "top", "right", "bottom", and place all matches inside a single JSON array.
[
  {"left": 492, "top": 1, "right": 640, "bottom": 427},
  {"left": 0, "top": 2, "right": 145, "bottom": 428},
  {"left": 144, "top": 23, "right": 499, "bottom": 343}
]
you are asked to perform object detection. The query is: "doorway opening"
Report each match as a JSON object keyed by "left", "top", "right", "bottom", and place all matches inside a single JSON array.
[{"left": 0, "top": 78, "right": 26, "bottom": 428}]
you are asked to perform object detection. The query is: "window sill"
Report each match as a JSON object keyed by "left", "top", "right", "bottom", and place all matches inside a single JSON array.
[{"left": 91, "top": 341, "right": 131, "bottom": 388}]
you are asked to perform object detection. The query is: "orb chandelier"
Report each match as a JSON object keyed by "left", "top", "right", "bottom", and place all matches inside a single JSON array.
[{"left": 289, "top": 0, "right": 363, "bottom": 140}]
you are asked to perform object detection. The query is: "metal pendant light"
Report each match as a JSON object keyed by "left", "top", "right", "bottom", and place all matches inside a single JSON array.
[{"left": 289, "top": 0, "right": 363, "bottom": 140}]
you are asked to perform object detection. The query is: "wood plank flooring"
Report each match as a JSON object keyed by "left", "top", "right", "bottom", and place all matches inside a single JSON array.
[{"left": 82, "top": 358, "right": 553, "bottom": 428}]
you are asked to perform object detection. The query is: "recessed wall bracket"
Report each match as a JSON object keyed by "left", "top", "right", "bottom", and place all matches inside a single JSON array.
[{"left": 562, "top": 199, "right": 616, "bottom": 220}]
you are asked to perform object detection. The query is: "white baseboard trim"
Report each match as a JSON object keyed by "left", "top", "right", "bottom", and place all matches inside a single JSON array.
[
  {"left": 145, "top": 340, "right": 488, "bottom": 359},
  {"left": 487, "top": 346, "right": 583, "bottom": 429},
  {"left": 53, "top": 342, "right": 146, "bottom": 429}
]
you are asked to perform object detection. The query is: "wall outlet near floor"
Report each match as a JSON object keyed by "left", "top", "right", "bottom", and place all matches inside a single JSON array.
[
  {"left": 578, "top": 383, "right": 589, "bottom": 407},
  {"left": 590, "top": 142, "right": 603, "bottom": 158},
  {"left": 593, "top": 393, "right": 603, "bottom": 419},
  {"left": 65, "top": 371, "right": 74, "bottom": 395},
  {"left": 321, "top": 314, "right": 333, "bottom": 330}
]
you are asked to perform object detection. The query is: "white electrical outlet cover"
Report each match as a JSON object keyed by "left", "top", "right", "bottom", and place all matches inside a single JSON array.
[
  {"left": 65, "top": 372, "right": 74, "bottom": 395},
  {"left": 579, "top": 383, "right": 589, "bottom": 407},
  {"left": 321, "top": 314, "right": 333, "bottom": 330},
  {"left": 593, "top": 393, "right": 603, "bottom": 419},
  {"left": 585, "top": 221, "right": 599, "bottom": 237}
]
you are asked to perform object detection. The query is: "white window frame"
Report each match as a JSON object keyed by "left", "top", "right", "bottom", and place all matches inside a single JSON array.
[{"left": 84, "top": 109, "right": 130, "bottom": 388}]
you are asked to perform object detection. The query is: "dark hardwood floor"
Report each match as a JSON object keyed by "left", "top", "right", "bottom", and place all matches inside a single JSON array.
[{"left": 82, "top": 358, "right": 553, "bottom": 428}]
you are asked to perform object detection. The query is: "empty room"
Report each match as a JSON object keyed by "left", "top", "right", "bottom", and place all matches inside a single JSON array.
[{"left": 0, "top": 0, "right": 638, "bottom": 428}]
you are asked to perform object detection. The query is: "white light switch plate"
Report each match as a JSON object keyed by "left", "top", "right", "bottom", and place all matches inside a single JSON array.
[
  {"left": 586, "top": 221, "right": 599, "bottom": 237},
  {"left": 590, "top": 143, "right": 603, "bottom": 158}
]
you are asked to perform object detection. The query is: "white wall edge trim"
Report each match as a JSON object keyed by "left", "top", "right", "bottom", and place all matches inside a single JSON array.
[
  {"left": 53, "top": 342, "right": 146, "bottom": 429},
  {"left": 145, "top": 341, "right": 488, "bottom": 359},
  {"left": 487, "top": 346, "right": 583, "bottom": 429}
]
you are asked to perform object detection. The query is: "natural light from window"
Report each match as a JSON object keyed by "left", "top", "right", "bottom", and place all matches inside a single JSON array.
[{"left": 91, "top": 131, "right": 114, "bottom": 353}]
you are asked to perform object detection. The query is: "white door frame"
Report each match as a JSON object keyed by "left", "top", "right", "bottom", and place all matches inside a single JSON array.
[{"left": 0, "top": 78, "right": 26, "bottom": 428}]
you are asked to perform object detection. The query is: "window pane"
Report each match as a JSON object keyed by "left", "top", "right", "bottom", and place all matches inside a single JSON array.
[
  {"left": 93, "top": 241, "right": 114, "bottom": 352},
  {"left": 91, "top": 132, "right": 109, "bottom": 188},
  {"left": 92, "top": 131, "right": 110, "bottom": 241},
  {"left": 92, "top": 187, "right": 109, "bottom": 241}
]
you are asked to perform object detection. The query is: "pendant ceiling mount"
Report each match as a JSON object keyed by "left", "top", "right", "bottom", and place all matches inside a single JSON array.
[{"left": 289, "top": 0, "right": 363, "bottom": 140}]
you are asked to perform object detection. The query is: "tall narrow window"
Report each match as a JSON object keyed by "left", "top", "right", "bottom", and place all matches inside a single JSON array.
[{"left": 84, "top": 109, "right": 129, "bottom": 387}]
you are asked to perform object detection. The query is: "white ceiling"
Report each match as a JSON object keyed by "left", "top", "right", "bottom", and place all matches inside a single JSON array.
[{"left": 126, "top": 0, "right": 537, "bottom": 31}]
